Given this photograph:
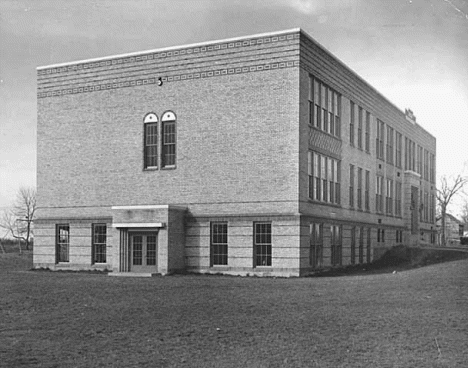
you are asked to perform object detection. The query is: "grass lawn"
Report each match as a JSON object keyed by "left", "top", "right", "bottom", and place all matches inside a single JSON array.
[{"left": 1, "top": 251, "right": 468, "bottom": 368}]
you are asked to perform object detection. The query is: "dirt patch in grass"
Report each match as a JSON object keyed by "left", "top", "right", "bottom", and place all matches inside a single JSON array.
[{"left": 311, "top": 246, "right": 468, "bottom": 277}]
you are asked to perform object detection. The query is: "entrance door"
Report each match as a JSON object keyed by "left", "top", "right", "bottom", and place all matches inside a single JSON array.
[{"left": 130, "top": 233, "right": 158, "bottom": 273}]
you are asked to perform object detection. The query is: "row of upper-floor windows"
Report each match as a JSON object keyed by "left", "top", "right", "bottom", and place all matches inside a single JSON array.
[
  {"left": 307, "top": 74, "right": 435, "bottom": 184},
  {"left": 143, "top": 111, "right": 176, "bottom": 170}
]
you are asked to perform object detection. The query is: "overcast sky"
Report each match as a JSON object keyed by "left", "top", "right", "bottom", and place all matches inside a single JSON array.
[{"left": 0, "top": 0, "right": 467, "bottom": 215}]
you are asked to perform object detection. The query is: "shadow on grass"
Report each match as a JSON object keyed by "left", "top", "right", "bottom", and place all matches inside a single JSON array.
[{"left": 310, "top": 245, "right": 468, "bottom": 277}]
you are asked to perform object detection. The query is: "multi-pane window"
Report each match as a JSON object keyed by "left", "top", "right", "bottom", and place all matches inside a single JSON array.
[
  {"left": 366, "top": 228, "right": 371, "bottom": 263},
  {"left": 309, "top": 75, "right": 341, "bottom": 137},
  {"left": 406, "top": 139, "right": 416, "bottom": 171},
  {"left": 358, "top": 106, "right": 363, "bottom": 149},
  {"left": 417, "top": 146, "right": 423, "bottom": 175},
  {"left": 376, "top": 176, "right": 384, "bottom": 213},
  {"left": 430, "top": 153, "right": 435, "bottom": 183},
  {"left": 386, "top": 126, "right": 394, "bottom": 164},
  {"left": 377, "top": 228, "right": 385, "bottom": 243},
  {"left": 310, "top": 223, "right": 323, "bottom": 269},
  {"left": 376, "top": 120, "right": 385, "bottom": 160},
  {"left": 56, "top": 224, "right": 69, "bottom": 263},
  {"left": 330, "top": 225, "right": 342, "bottom": 267},
  {"left": 349, "top": 164, "right": 355, "bottom": 208},
  {"left": 358, "top": 227, "right": 364, "bottom": 264},
  {"left": 365, "top": 170, "right": 370, "bottom": 211},
  {"left": 395, "top": 131, "right": 402, "bottom": 168},
  {"left": 143, "top": 113, "right": 158, "bottom": 169},
  {"left": 254, "top": 222, "right": 272, "bottom": 267},
  {"left": 92, "top": 224, "right": 107, "bottom": 264},
  {"left": 161, "top": 112, "right": 176, "bottom": 168},
  {"left": 351, "top": 227, "right": 356, "bottom": 265},
  {"left": 211, "top": 222, "right": 228, "bottom": 266},
  {"left": 350, "top": 102, "right": 355, "bottom": 146},
  {"left": 386, "top": 179, "right": 393, "bottom": 215},
  {"left": 365, "top": 112, "right": 370, "bottom": 152},
  {"left": 357, "top": 167, "right": 362, "bottom": 210},
  {"left": 395, "top": 181, "right": 402, "bottom": 217},
  {"left": 430, "top": 194, "right": 435, "bottom": 223},
  {"left": 424, "top": 191, "right": 429, "bottom": 222},
  {"left": 308, "top": 151, "right": 340, "bottom": 204},
  {"left": 396, "top": 230, "right": 403, "bottom": 244},
  {"left": 424, "top": 150, "right": 429, "bottom": 181}
]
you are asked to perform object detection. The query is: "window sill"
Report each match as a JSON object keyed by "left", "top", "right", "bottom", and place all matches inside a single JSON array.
[
  {"left": 143, "top": 167, "right": 158, "bottom": 171},
  {"left": 161, "top": 165, "right": 176, "bottom": 170},
  {"left": 307, "top": 199, "right": 342, "bottom": 208}
]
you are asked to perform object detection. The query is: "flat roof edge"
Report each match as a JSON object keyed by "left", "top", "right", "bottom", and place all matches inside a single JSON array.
[
  {"left": 298, "top": 29, "right": 436, "bottom": 139},
  {"left": 37, "top": 28, "right": 301, "bottom": 70}
]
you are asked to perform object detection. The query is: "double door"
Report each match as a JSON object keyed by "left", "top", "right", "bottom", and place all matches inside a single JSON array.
[{"left": 130, "top": 233, "right": 158, "bottom": 273}]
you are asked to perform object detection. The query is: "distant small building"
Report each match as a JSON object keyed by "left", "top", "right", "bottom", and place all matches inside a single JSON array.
[{"left": 437, "top": 214, "right": 464, "bottom": 246}]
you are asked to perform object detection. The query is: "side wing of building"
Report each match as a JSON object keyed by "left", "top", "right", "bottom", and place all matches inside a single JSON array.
[{"left": 298, "top": 30, "right": 437, "bottom": 272}]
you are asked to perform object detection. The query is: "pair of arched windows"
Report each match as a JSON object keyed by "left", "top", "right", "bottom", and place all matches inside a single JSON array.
[{"left": 143, "top": 111, "right": 176, "bottom": 169}]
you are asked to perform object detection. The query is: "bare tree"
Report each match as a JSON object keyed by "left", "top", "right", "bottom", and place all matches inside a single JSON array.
[
  {"left": 0, "top": 187, "right": 36, "bottom": 250},
  {"left": 436, "top": 175, "right": 467, "bottom": 246}
]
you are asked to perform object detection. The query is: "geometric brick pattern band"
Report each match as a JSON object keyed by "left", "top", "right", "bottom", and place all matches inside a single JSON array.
[{"left": 37, "top": 60, "right": 300, "bottom": 99}]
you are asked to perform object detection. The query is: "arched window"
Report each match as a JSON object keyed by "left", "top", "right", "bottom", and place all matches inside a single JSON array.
[
  {"left": 161, "top": 111, "right": 176, "bottom": 168},
  {"left": 143, "top": 113, "right": 158, "bottom": 169}
]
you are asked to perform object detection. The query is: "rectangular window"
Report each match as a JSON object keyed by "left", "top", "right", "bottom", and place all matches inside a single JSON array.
[
  {"left": 335, "top": 92, "right": 341, "bottom": 137},
  {"left": 358, "top": 227, "right": 364, "bottom": 264},
  {"left": 357, "top": 106, "right": 363, "bottom": 149},
  {"left": 309, "top": 151, "right": 340, "bottom": 205},
  {"left": 386, "top": 179, "right": 393, "bottom": 215},
  {"left": 424, "top": 149, "right": 429, "bottom": 181},
  {"left": 92, "top": 224, "right": 107, "bottom": 264},
  {"left": 310, "top": 223, "right": 323, "bottom": 269},
  {"left": 424, "top": 191, "right": 429, "bottom": 222},
  {"left": 365, "top": 170, "right": 370, "bottom": 211},
  {"left": 56, "top": 224, "right": 69, "bottom": 263},
  {"left": 330, "top": 225, "right": 342, "bottom": 267},
  {"left": 365, "top": 111, "right": 370, "bottom": 152},
  {"left": 376, "top": 120, "right": 385, "bottom": 160},
  {"left": 144, "top": 123, "right": 158, "bottom": 169},
  {"left": 310, "top": 75, "right": 341, "bottom": 138},
  {"left": 386, "top": 126, "right": 394, "bottom": 164},
  {"left": 430, "top": 153, "right": 435, "bottom": 183},
  {"left": 416, "top": 145, "right": 422, "bottom": 175},
  {"left": 377, "top": 228, "right": 385, "bottom": 243},
  {"left": 395, "top": 181, "right": 402, "bottom": 217},
  {"left": 349, "top": 164, "right": 354, "bottom": 208},
  {"left": 162, "top": 121, "right": 176, "bottom": 167},
  {"left": 366, "top": 228, "right": 371, "bottom": 263},
  {"left": 350, "top": 102, "right": 355, "bottom": 146},
  {"left": 254, "top": 222, "right": 271, "bottom": 267},
  {"left": 395, "top": 132, "right": 402, "bottom": 168},
  {"left": 376, "top": 176, "right": 383, "bottom": 213},
  {"left": 211, "top": 222, "right": 228, "bottom": 266},
  {"left": 351, "top": 227, "right": 356, "bottom": 265},
  {"left": 357, "top": 167, "right": 362, "bottom": 210}
]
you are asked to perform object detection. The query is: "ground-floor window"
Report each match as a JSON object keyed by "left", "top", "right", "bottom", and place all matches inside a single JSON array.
[
  {"left": 56, "top": 224, "right": 70, "bottom": 263},
  {"left": 396, "top": 230, "right": 403, "bottom": 244},
  {"left": 377, "top": 228, "right": 385, "bottom": 243},
  {"left": 351, "top": 227, "right": 356, "bottom": 265},
  {"left": 211, "top": 222, "right": 228, "bottom": 266},
  {"left": 92, "top": 224, "right": 107, "bottom": 264},
  {"left": 366, "top": 228, "right": 372, "bottom": 263},
  {"left": 254, "top": 222, "right": 272, "bottom": 266},
  {"left": 359, "top": 227, "right": 364, "bottom": 264},
  {"left": 330, "top": 225, "right": 342, "bottom": 266},
  {"left": 310, "top": 222, "right": 323, "bottom": 268}
]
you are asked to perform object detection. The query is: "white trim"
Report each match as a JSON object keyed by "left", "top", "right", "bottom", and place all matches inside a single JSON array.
[
  {"left": 37, "top": 28, "right": 301, "bottom": 70},
  {"left": 112, "top": 223, "right": 165, "bottom": 228}
]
